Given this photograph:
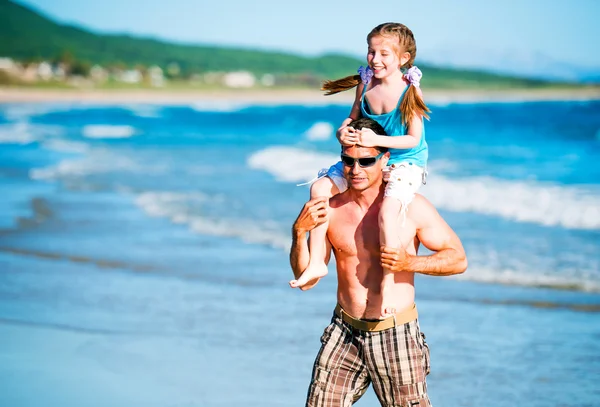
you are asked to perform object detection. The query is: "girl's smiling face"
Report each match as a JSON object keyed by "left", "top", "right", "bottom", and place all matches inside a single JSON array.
[{"left": 367, "top": 35, "right": 410, "bottom": 79}]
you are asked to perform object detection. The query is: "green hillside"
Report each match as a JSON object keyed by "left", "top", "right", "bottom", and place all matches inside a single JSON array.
[{"left": 0, "top": 0, "right": 553, "bottom": 88}]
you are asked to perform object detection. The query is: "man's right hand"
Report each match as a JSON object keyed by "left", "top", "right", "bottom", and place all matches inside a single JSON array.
[{"left": 293, "top": 196, "right": 329, "bottom": 236}]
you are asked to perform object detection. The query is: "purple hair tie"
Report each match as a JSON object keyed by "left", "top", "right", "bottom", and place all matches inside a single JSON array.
[
  {"left": 404, "top": 66, "right": 423, "bottom": 88},
  {"left": 357, "top": 66, "right": 373, "bottom": 85}
]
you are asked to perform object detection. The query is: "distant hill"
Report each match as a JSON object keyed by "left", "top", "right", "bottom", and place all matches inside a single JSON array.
[{"left": 0, "top": 0, "right": 555, "bottom": 88}]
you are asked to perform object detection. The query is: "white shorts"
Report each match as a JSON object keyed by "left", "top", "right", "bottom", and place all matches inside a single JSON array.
[
  {"left": 316, "top": 161, "right": 426, "bottom": 201},
  {"left": 384, "top": 161, "right": 425, "bottom": 206}
]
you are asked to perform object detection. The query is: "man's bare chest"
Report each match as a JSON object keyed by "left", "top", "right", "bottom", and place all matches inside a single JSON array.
[{"left": 328, "top": 210, "right": 380, "bottom": 256}]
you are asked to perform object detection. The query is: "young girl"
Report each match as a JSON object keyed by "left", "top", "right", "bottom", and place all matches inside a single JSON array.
[{"left": 290, "top": 23, "right": 430, "bottom": 316}]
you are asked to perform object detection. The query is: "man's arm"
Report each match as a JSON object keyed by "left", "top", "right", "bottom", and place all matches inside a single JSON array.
[
  {"left": 381, "top": 195, "right": 467, "bottom": 276},
  {"left": 289, "top": 197, "right": 331, "bottom": 290}
]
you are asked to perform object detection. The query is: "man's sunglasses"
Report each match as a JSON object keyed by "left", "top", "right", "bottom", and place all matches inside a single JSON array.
[{"left": 340, "top": 153, "right": 384, "bottom": 168}]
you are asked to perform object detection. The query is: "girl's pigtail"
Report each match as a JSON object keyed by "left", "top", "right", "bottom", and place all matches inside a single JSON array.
[
  {"left": 400, "top": 84, "right": 431, "bottom": 125},
  {"left": 321, "top": 74, "right": 361, "bottom": 96}
]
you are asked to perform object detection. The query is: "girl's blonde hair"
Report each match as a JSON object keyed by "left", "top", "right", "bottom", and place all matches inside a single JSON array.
[{"left": 322, "top": 22, "right": 431, "bottom": 124}]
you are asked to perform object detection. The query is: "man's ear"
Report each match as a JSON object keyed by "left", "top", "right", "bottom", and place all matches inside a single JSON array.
[{"left": 382, "top": 152, "right": 390, "bottom": 166}]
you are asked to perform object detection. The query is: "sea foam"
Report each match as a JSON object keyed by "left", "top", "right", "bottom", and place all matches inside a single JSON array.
[
  {"left": 133, "top": 190, "right": 600, "bottom": 292},
  {"left": 82, "top": 125, "right": 137, "bottom": 139},
  {"left": 42, "top": 139, "right": 89, "bottom": 154},
  {"left": 29, "top": 150, "right": 161, "bottom": 181},
  {"left": 135, "top": 191, "right": 289, "bottom": 250},
  {"left": 248, "top": 146, "right": 600, "bottom": 230},
  {"left": 304, "top": 122, "right": 334, "bottom": 141},
  {"left": 0, "top": 123, "right": 37, "bottom": 144}
]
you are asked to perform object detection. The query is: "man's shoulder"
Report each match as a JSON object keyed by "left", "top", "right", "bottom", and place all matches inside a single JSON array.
[
  {"left": 408, "top": 193, "right": 438, "bottom": 221},
  {"left": 329, "top": 191, "right": 351, "bottom": 208},
  {"left": 412, "top": 193, "right": 432, "bottom": 207}
]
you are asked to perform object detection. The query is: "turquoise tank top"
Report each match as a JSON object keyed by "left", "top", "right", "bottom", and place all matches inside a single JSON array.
[{"left": 359, "top": 84, "right": 428, "bottom": 167}]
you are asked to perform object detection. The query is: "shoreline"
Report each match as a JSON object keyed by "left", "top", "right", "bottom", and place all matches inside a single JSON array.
[{"left": 1, "top": 86, "right": 600, "bottom": 105}]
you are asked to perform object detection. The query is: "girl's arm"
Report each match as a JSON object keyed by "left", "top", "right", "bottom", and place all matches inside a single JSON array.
[
  {"left": 347, "top": 82, "right": 364, "bottom": 121},
  {"left": 358, "top": 113, "right": 423, "bottom": 149},
  {"left": 289, "top": 197, "right": 330, "bottom": 290},
  {"left": 336, "top": 83, "right": 364, "bottom": 145}
]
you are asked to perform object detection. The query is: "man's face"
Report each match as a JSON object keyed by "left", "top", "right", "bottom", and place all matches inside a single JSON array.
[{"left": 341, "top": 145, "right": 388, "bottom": 192}]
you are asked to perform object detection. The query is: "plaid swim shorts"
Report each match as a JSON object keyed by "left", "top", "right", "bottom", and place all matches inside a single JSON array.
[{"left": 306, "top": 306, "right": 431, "bottom": 407}]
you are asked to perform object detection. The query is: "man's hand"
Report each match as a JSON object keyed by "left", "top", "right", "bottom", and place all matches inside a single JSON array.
[
  {"left": 337, "top": 126, "right": 358, "bottom": 146},
  {"left": 380, "top": 246, "right": 412, "bottom": 272},
  {"left": 289, "top": 196, "right": 331, "bottom": 291},
  {"left": 293, "top": 196, "right": 329, "bottom": 236}
]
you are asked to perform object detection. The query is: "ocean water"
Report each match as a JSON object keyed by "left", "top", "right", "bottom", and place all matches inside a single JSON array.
[{"left": 0, "top": 99, "right": 599, "bottom": 407}]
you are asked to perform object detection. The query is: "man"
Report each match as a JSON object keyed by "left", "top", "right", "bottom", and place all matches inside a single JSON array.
[{"left": 289, "top": 117, "right": 467, "bottom": 407}]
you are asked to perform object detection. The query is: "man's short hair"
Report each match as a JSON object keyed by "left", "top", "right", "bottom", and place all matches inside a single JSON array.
[{"left": 347, "top": 118, "right": 389, "bottom": 153}]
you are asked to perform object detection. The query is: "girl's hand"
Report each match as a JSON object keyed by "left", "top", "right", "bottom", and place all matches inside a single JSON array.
[
  {"left": 337, "top": 126, "right": 358, "bottom": 146},
  {"left": 382, "top": 166, "right": 391, "bottom": 182},
  {"left": 357, "top": 127, "right": 379, "bottom": 148}
]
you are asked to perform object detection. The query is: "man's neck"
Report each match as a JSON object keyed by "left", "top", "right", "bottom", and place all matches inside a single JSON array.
[{"left": 347, "top": 183, "right": 385, "bottom": 211}]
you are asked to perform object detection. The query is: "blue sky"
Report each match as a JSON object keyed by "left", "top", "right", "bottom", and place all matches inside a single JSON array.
[{"left": 16, "top": 0, "right": 600, "bottom": 78}]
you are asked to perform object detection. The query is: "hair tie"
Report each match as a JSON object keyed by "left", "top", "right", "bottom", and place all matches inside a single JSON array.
[
  {"left": 357, "top": 66, "right": 373, "bottom": 85},
  {"left": 404, "top": 66, "right": 422, "bottom": 88}
]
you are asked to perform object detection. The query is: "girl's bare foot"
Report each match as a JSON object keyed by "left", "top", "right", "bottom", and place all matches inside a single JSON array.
[{"left": 289, "top": 264, "right": 328, "bottom": 289}]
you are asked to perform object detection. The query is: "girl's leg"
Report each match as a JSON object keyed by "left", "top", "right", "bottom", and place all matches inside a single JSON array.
[
  {"left": 289, "top": 176, "right": 339, "bottom": 288},
  {"left": 379, "top": 196, "right": 403, "bottom": 316}
]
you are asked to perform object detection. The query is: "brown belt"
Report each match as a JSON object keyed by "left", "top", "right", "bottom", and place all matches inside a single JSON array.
[{"left": 334, "top": 303, "right": 418, "bottom": 332}]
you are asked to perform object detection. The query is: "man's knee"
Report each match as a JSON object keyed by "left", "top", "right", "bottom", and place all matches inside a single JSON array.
[
  {"left": 306, "top": 366, "right": 369, "bottom": 407},
  {"left": 371, "top": 380, "right": 432, "bottom": 407},
  {"left": 392, "top": 382, "right": 431, "bottom": 407}
]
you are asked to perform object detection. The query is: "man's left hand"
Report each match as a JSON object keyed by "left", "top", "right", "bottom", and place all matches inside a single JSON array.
[
  {"left": 293, "top": 196, "right": 328, "bottom": 235},
  {"left": 380, "top": 246, "right": 412, "bottom": 272}
]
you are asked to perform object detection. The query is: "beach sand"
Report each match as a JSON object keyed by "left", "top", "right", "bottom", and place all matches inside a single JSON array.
[{"left": 1, "top": 86, "right": 600, "bottom": 105}]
